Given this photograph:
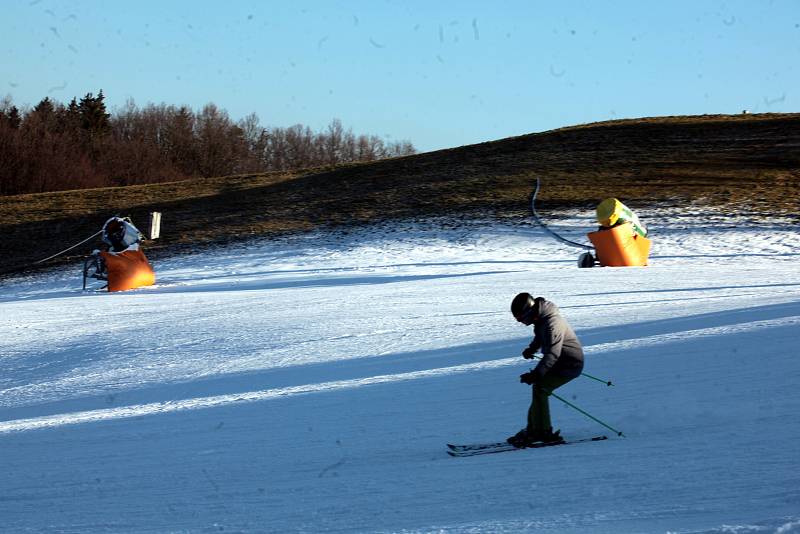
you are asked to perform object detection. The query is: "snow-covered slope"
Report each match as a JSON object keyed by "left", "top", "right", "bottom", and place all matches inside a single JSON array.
[{"left": 1, "top": 210, "right": 799, "bottom": 533}]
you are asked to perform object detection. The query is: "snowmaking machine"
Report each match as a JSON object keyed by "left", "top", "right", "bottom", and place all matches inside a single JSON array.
[
  {"left": 82, "top": 216, "right": 156, "bottom": 291},
  {"left": 530, "top": 178, "right": 651, "bottom": 268},
  {"left": 580, "top": 197, "right": 651, "bottom": 268}
]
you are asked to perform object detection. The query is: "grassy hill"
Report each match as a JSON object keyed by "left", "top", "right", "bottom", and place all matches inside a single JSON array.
[{"left": 2, "top": 113, "right": 799, "bottom": 277}]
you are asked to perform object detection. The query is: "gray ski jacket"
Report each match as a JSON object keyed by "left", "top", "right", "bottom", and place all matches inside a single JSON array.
[{"left": 527, "top": 298, "right": 585, "bottom": 380}]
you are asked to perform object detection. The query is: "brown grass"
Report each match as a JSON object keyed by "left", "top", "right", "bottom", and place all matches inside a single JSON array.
[{"left": 2, "top": 113, "right": 799, "bottom": 277}]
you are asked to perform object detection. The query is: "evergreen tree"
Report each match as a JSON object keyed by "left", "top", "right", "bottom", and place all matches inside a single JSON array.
[
  {"left": 0, "top": 96, "right": 21, "bottom": 130},
  {"left": 56, "top": 97, "right": 82, "bottom": 134},
  {"left": 78, "top": 90, "right": 110, "bottom": 135},
  {"left": 33, "top": 97, "right": 55, "bottom": 117},
  {"left": 29, "top": 98, "right": 57, "bottom": 130},
  {"left": 7, "top": 106, "right": 21, "bottom": 129},
  {"left": 165, "top": 105, "right": 197, "bottom": 174}
]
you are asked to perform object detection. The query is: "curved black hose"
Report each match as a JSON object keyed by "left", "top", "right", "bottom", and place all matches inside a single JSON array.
[{"left": 529, "top": 177, "right": 594, "bottom": 251}]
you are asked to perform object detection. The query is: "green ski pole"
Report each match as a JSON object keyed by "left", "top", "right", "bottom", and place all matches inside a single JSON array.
[
  {"left": 528, "top": 355, "right": 614, "bottom": 386},
  {"left": 544, "top": 389, "right": 625, "bottom": 437}
]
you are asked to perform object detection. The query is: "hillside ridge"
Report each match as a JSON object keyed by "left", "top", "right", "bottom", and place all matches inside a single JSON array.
[{"left": 2, "top": 113, "right": 799, "bottom": 276}]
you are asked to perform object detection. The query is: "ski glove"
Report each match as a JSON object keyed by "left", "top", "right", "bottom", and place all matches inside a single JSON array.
[
  {"left": 519, "top": 371, "right": 536, "bottom": 385},
  {"left": 522, "top": 347, "right": 536, "bottom": 359}
]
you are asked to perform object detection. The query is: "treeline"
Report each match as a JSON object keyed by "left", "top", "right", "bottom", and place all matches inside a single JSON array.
[{"left": 0, "top": 91, "right": 416, "bottom": 195}]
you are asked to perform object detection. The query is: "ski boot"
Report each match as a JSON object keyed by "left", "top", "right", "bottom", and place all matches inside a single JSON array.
[
  {"left": 507, "top": 428, "right": 563, "bottom": 448},
  {"left": 506, "top": 428, "right": 530, "bottom": 448}
]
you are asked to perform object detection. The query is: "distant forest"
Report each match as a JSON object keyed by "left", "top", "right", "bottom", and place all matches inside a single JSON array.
[{"left": 0, "top": 91, "right": 416, "bottom": 195}]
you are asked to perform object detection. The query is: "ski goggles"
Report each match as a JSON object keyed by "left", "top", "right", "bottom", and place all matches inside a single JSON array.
[{"left": 514, "top": 307, "right": 536, "bottom": 323}]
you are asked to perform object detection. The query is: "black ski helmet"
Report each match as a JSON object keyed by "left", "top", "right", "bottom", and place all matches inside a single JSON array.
[{"left": 511, "top": 292, "right": 535, "bottom": 320}]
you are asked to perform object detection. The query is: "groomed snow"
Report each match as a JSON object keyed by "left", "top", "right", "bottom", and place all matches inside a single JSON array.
[{"left": 1, "top": 209, "right": 799, "bottom": 533}]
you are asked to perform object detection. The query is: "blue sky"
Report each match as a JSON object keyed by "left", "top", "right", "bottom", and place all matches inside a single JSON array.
[{"left": 3, "top": 0, "right": 798, "bottom": 152}]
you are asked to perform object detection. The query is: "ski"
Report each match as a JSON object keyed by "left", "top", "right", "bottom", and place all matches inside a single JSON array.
[
  {"left": 447, "top": 429, "right": 564, "bottom": 452},
  {"left": 447, "top": 441, "right": 509, "bottom": 452},
  {"left": 447, "top": 435, "right": 607, "bottom": 457}
]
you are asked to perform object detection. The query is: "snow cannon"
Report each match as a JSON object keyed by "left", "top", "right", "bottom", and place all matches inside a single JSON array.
[
  {"left": 83, "top": 217, "right": 156, "bottom": 292},
  {"left": 529, "top": 178, "right": 651, "bottom": 269},
  {"left": 580, "top": 199, "right": 651, "bottom": 268}
]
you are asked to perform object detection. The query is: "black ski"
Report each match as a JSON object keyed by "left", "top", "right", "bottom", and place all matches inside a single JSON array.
[
  {"left": 448, "top": 429, "right": 564, "bottom": 451},
  {"left": 447, "top": 441, "right": 509, "bottom": 452},
  {"left": 447, "top": 435, "right": 607, "bottom": 457}
]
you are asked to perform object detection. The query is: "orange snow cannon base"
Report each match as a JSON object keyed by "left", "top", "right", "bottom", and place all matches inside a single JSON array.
[
  {"left": 100, "top": 249, "right": 156, "bottom": 292},
  {"left": 587, "top": 222, "right": 651, "bottom": 267}
]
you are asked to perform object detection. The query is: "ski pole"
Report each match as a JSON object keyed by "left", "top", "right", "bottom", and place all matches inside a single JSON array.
[
  {"left": 528, "top": 355, "right": 614, "bottom": 386},
  {"left": 544, "top": 389, "right": 625, "bottom": 437},
  {"left": 581, "top": 371, "right": 614, "bottom": 387}
]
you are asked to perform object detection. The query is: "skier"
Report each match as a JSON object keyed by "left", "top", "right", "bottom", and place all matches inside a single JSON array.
[{"left": 507, "top": 293, "right": 585, "bottom": 448}]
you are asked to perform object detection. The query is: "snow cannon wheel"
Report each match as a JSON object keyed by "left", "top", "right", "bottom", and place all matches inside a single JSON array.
[{"left": 578, "top": 252, "right": 595, "bottom": 268}]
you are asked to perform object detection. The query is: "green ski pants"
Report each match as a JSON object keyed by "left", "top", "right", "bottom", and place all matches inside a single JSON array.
[{"left": 528, "top": 373, "right": 575, "bottom": 433}]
